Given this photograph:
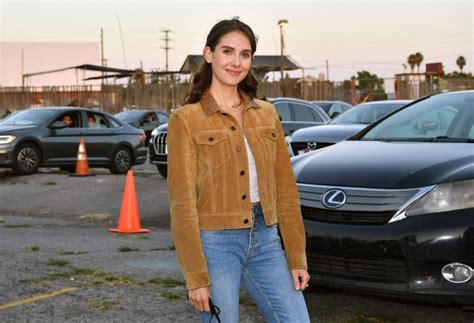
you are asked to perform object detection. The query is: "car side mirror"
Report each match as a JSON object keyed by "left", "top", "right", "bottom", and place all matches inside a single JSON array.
[{"left": 50, "top": 121, "right": 67, "bottom": 129}]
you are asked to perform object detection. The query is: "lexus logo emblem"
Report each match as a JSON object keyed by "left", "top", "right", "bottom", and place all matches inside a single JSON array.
[
  {"left": 322, "top": 189, "right": 347, "bottom": 208},
  {"left": 307, "top": 142, "right": 317, "bottom": 150}
]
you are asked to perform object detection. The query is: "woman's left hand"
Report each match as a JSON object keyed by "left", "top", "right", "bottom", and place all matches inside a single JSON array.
[{"left": 291, "top": 269, "right": 310, "bottom": 291}]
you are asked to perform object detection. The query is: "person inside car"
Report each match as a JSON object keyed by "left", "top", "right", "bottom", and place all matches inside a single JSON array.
[{"left": 62, "top": 115, "right": 74, "bottom": 127}]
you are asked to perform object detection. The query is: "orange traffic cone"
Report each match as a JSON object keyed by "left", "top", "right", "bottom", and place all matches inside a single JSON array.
[
  {"left": 70, "top": 138, "right": 94, "bottom": 177},
  {"left": 108, "top": 170, "right": 150, "bottom": 234}
]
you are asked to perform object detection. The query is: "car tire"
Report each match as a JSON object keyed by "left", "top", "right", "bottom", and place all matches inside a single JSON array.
[
  {"left": 157, "top": 165, "right": 167, "bottom": 179},
  {"left": 109, "top": 147, "right": 133, "bottom": 174},
  {"left": 12, "top": 143, "right": 41, "bottom": 175}
]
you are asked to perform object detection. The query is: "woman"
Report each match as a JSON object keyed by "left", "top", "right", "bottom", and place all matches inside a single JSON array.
[{"left": 167, "top": 18, "right": 310, "bottom": 322}]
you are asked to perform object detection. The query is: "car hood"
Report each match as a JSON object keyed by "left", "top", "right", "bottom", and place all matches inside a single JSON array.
[
  {"left": 292, "top": 140, "right": 474, "bottom": 189},
  {"left": 156, "top": 123, "right": 168, "bottom": 132},
  {"left": 291, "top": 124, "right": 366, "bottom": 143},
  {"left": 0, "top": 125, "right": 38, "bottom": 134}
]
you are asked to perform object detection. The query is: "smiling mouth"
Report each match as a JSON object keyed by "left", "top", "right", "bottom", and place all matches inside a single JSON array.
[{"left": 226, "top": 69, "right": 241, "bottom": 76}]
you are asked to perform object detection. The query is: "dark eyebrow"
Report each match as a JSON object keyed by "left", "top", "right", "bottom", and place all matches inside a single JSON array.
[{"left": 220, "top": 45, "right": 252, "bottom": 53}]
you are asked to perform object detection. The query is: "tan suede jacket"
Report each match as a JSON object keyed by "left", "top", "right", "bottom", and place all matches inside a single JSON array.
[{"left": 167, "top": 90, "right": 307, "bottom": 290}]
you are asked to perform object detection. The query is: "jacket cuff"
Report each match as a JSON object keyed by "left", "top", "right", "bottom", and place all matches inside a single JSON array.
[
  {"left": 185, "top": 270, "right": 211, "bottom": 290},
  {"left": 287, "top": 253, "right": 308, "bottom": 270}
]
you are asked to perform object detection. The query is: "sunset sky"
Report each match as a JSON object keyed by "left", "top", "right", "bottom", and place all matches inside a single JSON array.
[{"left": 1, "top": 0, "right": 472, "bottom": 85}]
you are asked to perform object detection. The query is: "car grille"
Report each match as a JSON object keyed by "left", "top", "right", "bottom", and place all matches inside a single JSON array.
[
  {"left": 298, "top": 184, "right": 426, "bottom": 224},
  {"left": 151, "top": 132, "right": 167, "bottom": 155},
  {"left": 307, "top": 251, "right": 409, "bottom": 283},
  {"left": 302, "top": 206, "right": 394, "bottom": 224},
  {"left": 291, "top": 142, "right": 333, "bottom": 155}
]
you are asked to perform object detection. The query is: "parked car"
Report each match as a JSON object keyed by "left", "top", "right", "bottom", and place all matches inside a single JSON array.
[
  {"left": 148, "top": 123, "right": 168, "bottom": 178},
  {"left": 312, "top": 100, "right": 353, "bottom": 118},
  {"left": 267, "top": 97, "right": 330, "bottom": 135},
  {"left": 148, "top": 97, "right": 330, "bottom": 178},
  {"left": 288, "top": 100, "right": 411, "bottom": 156},
  {"left": 114, "top": 109, "right": 169, "bottom": 143},
  {"left": 292, "top": 90, "right": 474, "bottom": 305},
  {"left": 0, "top": 107, "right": 148, "bottom": 175}
]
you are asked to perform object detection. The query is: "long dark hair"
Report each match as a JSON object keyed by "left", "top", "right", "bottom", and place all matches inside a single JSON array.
[{"left": 183, "top": 18, "right": 259, "bottom": 105}]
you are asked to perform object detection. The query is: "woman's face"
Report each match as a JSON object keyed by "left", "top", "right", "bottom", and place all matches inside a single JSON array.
[{"left": 204, "top": 31, "right": 252, "bottom": 88}]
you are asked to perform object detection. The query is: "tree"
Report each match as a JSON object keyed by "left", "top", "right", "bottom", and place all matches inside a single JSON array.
[
  {"left": 414, "top": 52, "right": 424, "bottom": 73},
  {"left": 350, "top": 70, "right": 383, "bottom": 91},
  {"left": 407, "top": 54, "right": 417, "bottom": 73},
  {"left": 456, "top": 55, "right": 466, "bottom": 73}
]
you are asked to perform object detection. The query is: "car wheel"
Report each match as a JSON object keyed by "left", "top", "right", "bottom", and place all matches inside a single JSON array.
[
  {"left": 12, "top": 143, "right": 41, "bottom": 175},
  {"left": 157, "top": 165, "right": 167, "bottom": 179},
  {"left": 110, "top": 147, "right": 133, "bottom": 174}
]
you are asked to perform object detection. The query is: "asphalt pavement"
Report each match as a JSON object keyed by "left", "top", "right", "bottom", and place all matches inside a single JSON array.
[{"left": 0, "top": 164, "right": 473, "bottom": 322}]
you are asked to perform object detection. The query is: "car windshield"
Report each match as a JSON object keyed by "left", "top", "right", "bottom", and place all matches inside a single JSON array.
[
  {"left": 331, "top": 102, "right": 406, "bottom": 125},
  {"left": 0, "top": 109, "right": 57, "bottom": 126},
  {"left": 115, "top": 111, "right": 142, "bottom": 121},
  {"left": 362, "top": 92, "right": 474, "bottom": 142}
]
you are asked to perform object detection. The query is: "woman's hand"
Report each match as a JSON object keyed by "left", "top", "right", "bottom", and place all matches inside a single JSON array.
[
  {"left": 187, "top": 286, "right": 211, "bottom": 313},
  {"left": 291, "top": 269, "right": 310, "bottom": 291}
]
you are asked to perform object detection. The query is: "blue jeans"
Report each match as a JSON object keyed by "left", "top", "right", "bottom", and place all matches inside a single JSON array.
[{"left": 199, "top": 204, "right": 310, "bottom": 323}]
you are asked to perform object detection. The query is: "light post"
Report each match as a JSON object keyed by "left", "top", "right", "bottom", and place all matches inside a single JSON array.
[{"left": 278, "top": 19, "right": 288, "bottom": 96}]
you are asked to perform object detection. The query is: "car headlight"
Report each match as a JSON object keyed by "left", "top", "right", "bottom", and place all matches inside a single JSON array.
[
  {"left": 0, "top": 135, "right": 16, "bottom": 144},
  {"left": 151, "top": 129, "right": 160, "bottom": 137},
  {"left": 406, "top": 179, "right": 474, "bottom": 216}
]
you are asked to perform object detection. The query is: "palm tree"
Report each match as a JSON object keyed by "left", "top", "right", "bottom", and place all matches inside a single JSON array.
[
  {"left": 407, "top": 54, "right": 416, "bottom": 73},
  {"left": 414, "top": 52, "right": 424, "bottom": 73},
  {"left": 456, "top": 56, "right": 466, "bottom": 73}
]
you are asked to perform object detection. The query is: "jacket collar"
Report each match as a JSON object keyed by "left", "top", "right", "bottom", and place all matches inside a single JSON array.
[{"left": 199, "top": 89, "right": 261, "bottom": 115}]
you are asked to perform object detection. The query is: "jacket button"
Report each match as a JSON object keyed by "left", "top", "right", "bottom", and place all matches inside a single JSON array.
[
  {"left": 243, "top": 219, "right": 249, "bottom": 224},
  {"left": 230, "top": 126, "right": 236, "bottom": 131},
  {"left": 240, "top": 170, "right": 245, "bottom": 176},
  {"left": 242, "top": 194, "right": 247, "bottom": 200},
  {"left": 271, "top": 132, "right": 276, "bottom": 137},
  {"left": 236, "top": 146, "right": 242, "bottom": 152},
  {"left": 208, "top": 137, "right": 214, "bottom": 142}
]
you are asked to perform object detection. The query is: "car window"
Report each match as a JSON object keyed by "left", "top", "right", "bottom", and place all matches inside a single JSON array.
[
  {"left": 86, "top": 113, "right": 110, "bottom": 128},
  {"left": 363, "top": 93, "right": 473, "bottom": 141},
  {"left": 313, "top": 102, "right": 331, "bottom": 113},
  {"left": 0, "top": 109, "right": 56, "bottom": 126},
  {"left": 144, "top": 113, "right": 157, "bottom": 124},
  {"left": 274, "top": 102, "right": 291, "bottom": 121},
  {"left": 332, "top": 103, "right": 403, "bottom": 125},
  {"left": 107, "top": 116, "right": 122, "bottom": 128},
  {"left": 292, "top": 103, "right": 315, "bottom": 122},
  {"left": 55, "top": 111, "right": 81, "bottom": 128},
  {"left": 157, "top": 113, "right": 169, "bottom": 123}
]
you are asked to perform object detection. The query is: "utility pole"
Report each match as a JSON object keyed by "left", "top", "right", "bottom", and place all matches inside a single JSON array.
[
  {"left": 161, "top": 29, "right": 172, "bottom": 72},
  {"left": 100, "top": 28, "right": 105, "bottom": 86},
  {"left": 326, "top": 60, "right": 329, "bottom": 81},
  {"left": 161, "top": 29, "right": 173, "bottom": 113}
]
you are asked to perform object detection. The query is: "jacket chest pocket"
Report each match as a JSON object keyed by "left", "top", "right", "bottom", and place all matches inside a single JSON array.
[
  {"left": 194, "top": 131, "right": 231, "bottom": 169},
  {"left": 258, "top": 127, "right": 278, "bottom": 162}
]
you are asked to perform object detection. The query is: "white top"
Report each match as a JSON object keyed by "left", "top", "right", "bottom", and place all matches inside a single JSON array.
[{"left": 243, "top": 136, "right": 260, "bottom": 202}]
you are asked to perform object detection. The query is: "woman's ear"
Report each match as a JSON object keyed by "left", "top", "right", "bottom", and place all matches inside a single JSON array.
[{"left": 203, "top": 46, "right": 213, "bottom": 64}]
